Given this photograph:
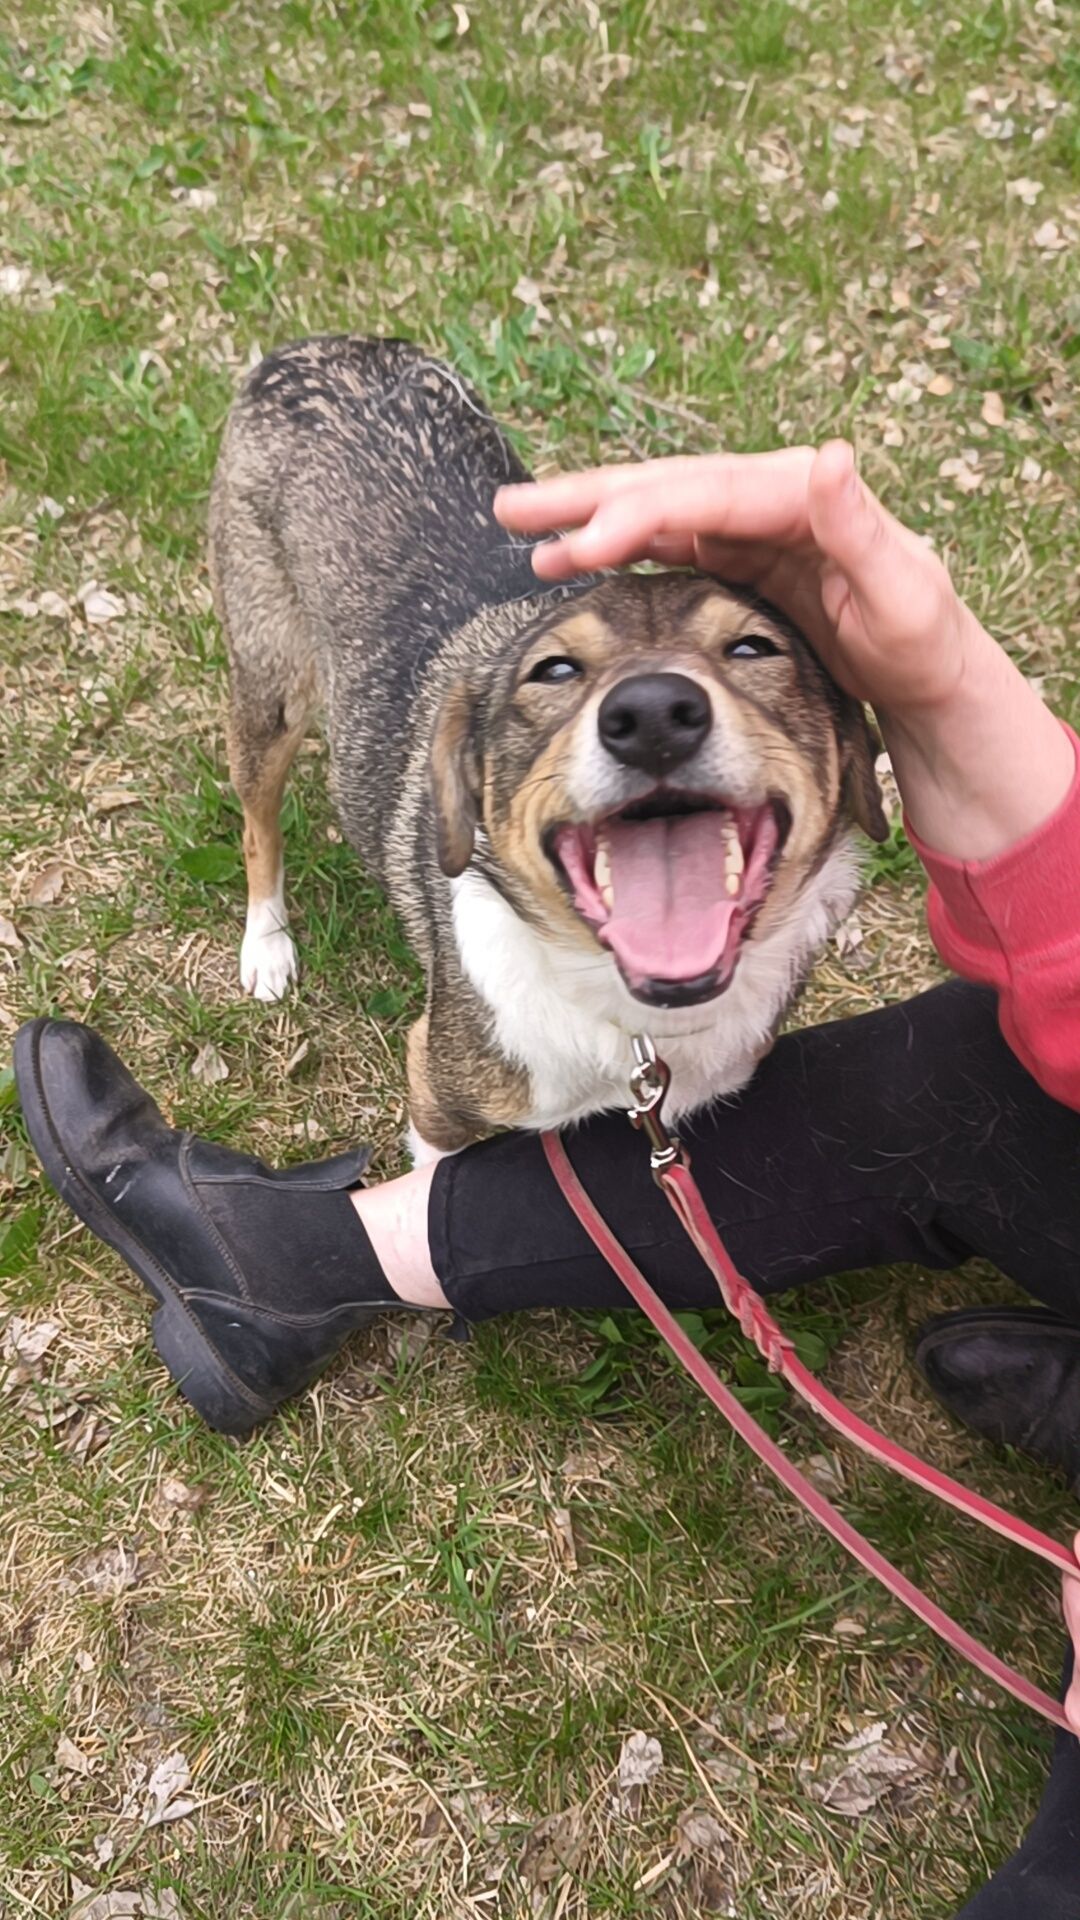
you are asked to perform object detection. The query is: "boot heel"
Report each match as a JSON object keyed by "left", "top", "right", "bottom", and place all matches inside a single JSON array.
[{"left": 151, "top": 1298, "right": 271, "bottom": 1437}]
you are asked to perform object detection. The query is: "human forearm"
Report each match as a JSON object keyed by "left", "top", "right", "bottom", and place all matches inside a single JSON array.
[{"left": 879, "top": 622, "right": 1075, "bottom": 861}]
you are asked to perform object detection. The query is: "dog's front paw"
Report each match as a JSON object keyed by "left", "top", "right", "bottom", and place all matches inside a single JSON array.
[{"left": 240, "top": 902, "right": 298, "bottom": 1003}]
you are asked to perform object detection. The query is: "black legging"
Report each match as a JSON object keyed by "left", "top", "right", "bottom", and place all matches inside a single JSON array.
[
  {"left": 431, "top": 980, "right": 1080, "bottom": 1327},
  {"left": 429, "top": 980, "right": 1080, "bottom": 1919}
]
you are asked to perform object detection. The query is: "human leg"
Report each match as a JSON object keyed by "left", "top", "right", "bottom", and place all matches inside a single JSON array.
[{"left": 17, "top": 980, "right": 1080, "bottom": 1436}]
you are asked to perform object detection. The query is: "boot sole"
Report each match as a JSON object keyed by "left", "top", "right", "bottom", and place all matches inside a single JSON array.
[{"left": 13, "top": 1019, "right": 275, "bottom": 1436}]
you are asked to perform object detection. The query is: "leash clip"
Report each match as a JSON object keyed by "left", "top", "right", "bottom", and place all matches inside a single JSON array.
[{"left": 628, "top": 1033, "right": 686, "bottom": 1183}]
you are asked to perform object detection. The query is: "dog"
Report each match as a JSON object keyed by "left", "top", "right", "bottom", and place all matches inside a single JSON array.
[{"left": 209, "top": 336, "right": 887, "bottom": 1159}]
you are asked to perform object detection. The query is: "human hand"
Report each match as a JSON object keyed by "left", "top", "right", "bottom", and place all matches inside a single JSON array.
[
  {"left": 498, "top": 442, "right": 977, "bottom": 712},
  {"left": 495, "top": 443, "right": 1074, "bottom": 859},
  {"left": 1063, "top": 1555, "right": 1080, "bottom": 1735}
]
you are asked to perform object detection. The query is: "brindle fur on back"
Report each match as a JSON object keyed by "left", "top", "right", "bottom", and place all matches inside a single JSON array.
[{"left": 210, "top": 336, "right": 584, "bottom": 897}]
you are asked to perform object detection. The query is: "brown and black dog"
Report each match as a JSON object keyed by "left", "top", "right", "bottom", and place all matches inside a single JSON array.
[{"left": 209, "top": 336, "right": 886, "bottom": 1158}]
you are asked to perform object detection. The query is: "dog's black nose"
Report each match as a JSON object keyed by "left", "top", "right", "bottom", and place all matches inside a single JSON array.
[{"left": 597, "top": 672, "right": 712, "bottom": 775}]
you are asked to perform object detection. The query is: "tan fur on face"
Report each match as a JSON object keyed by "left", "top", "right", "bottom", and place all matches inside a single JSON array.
[{"left": 475, "top": 575, "right": 882, "bottom": 958}]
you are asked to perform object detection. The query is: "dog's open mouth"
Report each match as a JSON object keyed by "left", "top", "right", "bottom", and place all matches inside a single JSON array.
[{"left": 551, "top": 792, "right": 788, "bottom": 1007}]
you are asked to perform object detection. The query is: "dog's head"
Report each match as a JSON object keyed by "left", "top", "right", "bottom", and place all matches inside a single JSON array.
[{"left": 432, "top": 573, "right": 887, "bottom": 1009}]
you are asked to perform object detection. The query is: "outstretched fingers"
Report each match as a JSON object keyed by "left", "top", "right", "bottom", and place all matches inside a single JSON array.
[{"left": 494, "top": 448, "right": 818, "bottom": 580}]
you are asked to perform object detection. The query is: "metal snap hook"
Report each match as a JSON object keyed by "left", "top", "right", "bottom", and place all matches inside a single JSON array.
[{"left": 627, "top": 1032, "right": 687, "bottom": 1180}]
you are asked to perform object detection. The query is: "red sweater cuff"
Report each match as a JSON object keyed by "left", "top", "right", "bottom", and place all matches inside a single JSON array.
[{"left": 905, "top": 725, "right": 1080, "bottom": 963}]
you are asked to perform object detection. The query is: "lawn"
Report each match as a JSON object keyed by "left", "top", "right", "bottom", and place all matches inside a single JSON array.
[{"left": 1, "top": 1, "right": 1079, "bottom": 1915}]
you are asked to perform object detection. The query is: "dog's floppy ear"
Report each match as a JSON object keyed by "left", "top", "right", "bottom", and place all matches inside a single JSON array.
[
  {"left": 431, "top": 677, "right": 482, "bottom": 877},
  {"left": 838, "top": 696, "right": 889, "bottom": 843}
]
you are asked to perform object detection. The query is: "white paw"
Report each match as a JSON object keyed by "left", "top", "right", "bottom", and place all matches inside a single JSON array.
[
  {"left": 240, "top": 898, "right": 298, "bottom": 1002},
  {"left": 406, "top": 1124, "right": 460, "bottom": 1168}
]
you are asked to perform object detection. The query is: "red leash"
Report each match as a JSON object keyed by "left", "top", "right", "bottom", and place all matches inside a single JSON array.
[{"left": 541, "top": 1037, "right": 1080, "bottom": 1731}]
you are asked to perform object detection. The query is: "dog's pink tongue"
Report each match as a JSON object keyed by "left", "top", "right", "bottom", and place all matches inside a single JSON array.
[{"left": 601, "top": 813, "right": 738, "bottom": 983}]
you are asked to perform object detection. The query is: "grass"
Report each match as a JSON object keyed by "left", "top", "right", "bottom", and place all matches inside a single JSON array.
[{"left": 2, "top": 0, "right": 1079, "bottom": 1913}]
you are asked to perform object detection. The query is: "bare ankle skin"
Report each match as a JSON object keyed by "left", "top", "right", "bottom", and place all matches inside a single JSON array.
[{"left": 350, "top": 1163, "right": 451, "bottom": 1309}]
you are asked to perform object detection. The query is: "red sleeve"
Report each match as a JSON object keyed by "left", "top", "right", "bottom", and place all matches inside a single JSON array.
[{"left": 905, "top": 726, "right": 1080, "bottom": 1111}]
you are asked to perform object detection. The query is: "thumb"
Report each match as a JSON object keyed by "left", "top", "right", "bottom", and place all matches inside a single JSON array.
[{"left": 808, "top": 440, "right": 940, "bottom": 638}]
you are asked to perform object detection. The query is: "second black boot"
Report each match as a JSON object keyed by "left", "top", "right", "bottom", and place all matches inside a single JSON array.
[{"left": 915, "top": 1306, "right": 1080, "bottom": 1484}]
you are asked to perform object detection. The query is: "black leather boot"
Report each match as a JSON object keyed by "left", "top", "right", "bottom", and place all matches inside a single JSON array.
[
  {"left": 13, "top": 1018, "right": 440, "bottom": 1435},
  {"left": 915, "top": 1307, "right": 1080, "bottom": 1483}
]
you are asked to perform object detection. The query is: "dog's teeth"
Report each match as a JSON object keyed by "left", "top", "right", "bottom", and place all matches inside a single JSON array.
[
  {"left": 594, "top": 841, "right": 612, "bottom": 898},
  {"left": 599, "top": 881, "right": 614, "bottom": 910},
  {"left": 722, "top": 820, "right": 744, "bottom": 897}
]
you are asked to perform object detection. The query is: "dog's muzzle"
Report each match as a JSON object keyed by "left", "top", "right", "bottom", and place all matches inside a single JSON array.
[{"left": 550, "top": 791, "right": 788, "bottom": 1009}]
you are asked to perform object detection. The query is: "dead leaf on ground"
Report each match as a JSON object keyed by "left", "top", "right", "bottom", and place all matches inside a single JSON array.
[
  {"left": 119, "top": 1751, "right": 195, "bottom": 1830},
  {"left": 190, "top": 1042, "right": 228, "bottom": 1085},
  {"left": 798, "top": 1720, "right": 926, "bottom": 1817},
  {"left": 266, "top": 1808, "right": 293, "bottom": 1854},
  {"left": 74, "top": 1544, "right": 142, "bottom": 1597},
  {"left": 78, "top": 584, "right": 126, "bottom": 624},
  {"left": 560, "top": 1443, "right": 622, "bottom": 1488},
  {"left": 71, "top": 1893, "right": 141, "bottom": 1920},
  {"left": 3, "top": 1316, "right": 61, "bottom": 1370},
  {"left": 64, "top": 1409, "right": 107, "bottom": 1461},
  {"left": 56, "top": 1734, "right": 96, "bottom": 1775},
  {"left": 154, "top": 1476, "right": 209, "bottom": 1518},
  {"left": 617, "top": 1730, "right": 663, "bottom": 1817},
  {"left": 170, "top": 185, "right": 217, "bottom": 209},
  {"left": 511, "top": 274, "right": 552, "bottom": 324},
  {"left": 674, "top": 1808, "right": 727, "bottom": 1860},
  {"left": 981, "top": 390, "right": 1006, "bottom": 427},
  {"left": 70, "top": 1884, "right": 184, "bottom": 1920},
  {"left": 27, "top": 861, "right": 65, "bottom": 905},
  {"left": 414, "top": 1794, "right": 452, "bottom": 1852},
  {"left": 748, "top": 1709, "right": 805, "bottom": 1748},
  {"left": 519, "top": 1805, "right": 586, "bottom": 1886},
  {"left": 546, "top": 1504, "right": 578, "bottom": 1571},
  {"left": 663, "top": 1806, "right": 736, "bottom": 1915},
  {"left": 88, "top": 790, "right": 141, "bottom": 815},
  {"left": 701, "top": 1752, "right": 754, "bottom": 1793},
  {"left": 0, "top": 913, "right": 23, "bottom": 949},
  {"left": 803, "top": 1452, "right": 846, "bottom": 1496}
]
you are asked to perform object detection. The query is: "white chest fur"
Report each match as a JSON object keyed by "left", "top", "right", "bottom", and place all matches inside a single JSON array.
[{"left": 450, "top": 840, "right": 860, "bottom": 1131}]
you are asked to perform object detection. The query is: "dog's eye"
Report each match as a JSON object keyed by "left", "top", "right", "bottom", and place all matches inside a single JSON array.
[
  {"left": 724, "top": 635, "right": 782, "bottom": 660},
  {"left": 528, "top": 656, "right": 583, "bottom": 685}
]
